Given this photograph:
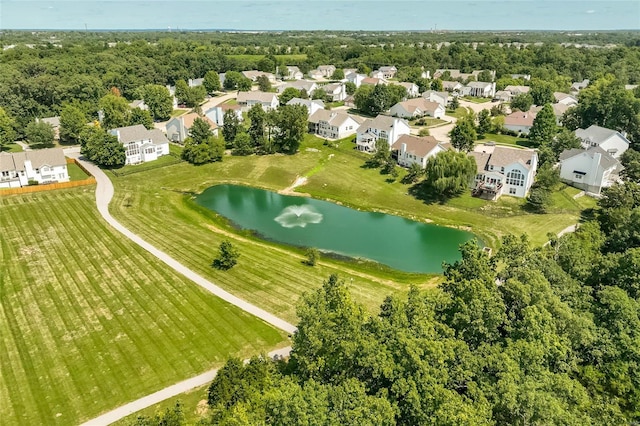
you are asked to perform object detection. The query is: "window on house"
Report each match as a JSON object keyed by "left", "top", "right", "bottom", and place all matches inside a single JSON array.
[
  {"left": 506, "top": 170, "right": 525, "bottom": 186},
  {"left": 35, "top": 169, "right": 39, "bottom": 173},
  {"left": 575, "top": 174, "right": 583, "bottom": 180},
  {"left": 1, "top": 171, "right": 8, "bottom": 177},
  {"left": 509, "top": 187, "right": 517, "bottom": 195},
  {"left": 126, "top": 142, "right": 140, "bottom": 157}
]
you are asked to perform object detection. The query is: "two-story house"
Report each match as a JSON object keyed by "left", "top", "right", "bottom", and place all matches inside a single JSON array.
[
  {"left": 277, "top": 80, "right": 318, "bottom": 97},
  {"left": 110, "top": 125, "right": 170, "bottom": 165},
  {"left": 321, "top": 83, "right": 347, "bottom": 102},
  {"left": 205, "top": 103, "right": 243, "bottom": 126},
  {"left": 283, "top": 66, "right": 303, "bottom": 80},
  {"left": 288, "top": 98, "right": 325, "bottom": 116},
  {"left": 391, "top": 135, "right": 447, "bottom": 168},
  {"left": 355, "top": 115, "right": 411, "bottom": 152},
  {"left": 0, "top": 148, "right": 69, "bottom": 188},
  {"left": 469, "top": 144, "right": 538, "bottom": 200},
  {"left": 308, "top": 110, "right": 363, "bottom": 140},
  {"left": 389, "top": 98, "right": 445, "bottom": 119},
  {"left": 165, "top": 113, "right": 218, "bottom": 143}
]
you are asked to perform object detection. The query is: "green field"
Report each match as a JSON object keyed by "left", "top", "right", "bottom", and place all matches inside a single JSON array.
[
  {"left": 66, "top": 162, "right": 90, "bottom": 180},
  {"left": 0, "top": 189, "right": 287, "bottom": 425}
]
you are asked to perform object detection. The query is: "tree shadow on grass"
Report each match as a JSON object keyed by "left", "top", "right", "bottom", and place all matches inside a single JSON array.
[{"left": 408, "top": 182, "right": 462, "bottom": 205}]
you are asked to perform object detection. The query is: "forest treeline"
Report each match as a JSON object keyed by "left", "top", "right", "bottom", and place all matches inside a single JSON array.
[{"left": 1, "top": 31, "right": 639, "bottom": 132}]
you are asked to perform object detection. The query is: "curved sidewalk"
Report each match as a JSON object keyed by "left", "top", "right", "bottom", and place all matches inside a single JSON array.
[
  {"left": 68, "top": 153, "right": 296, "bottom": 335},
  {"left": 80, "top": 346, "right": 291, "bottom": 425}
]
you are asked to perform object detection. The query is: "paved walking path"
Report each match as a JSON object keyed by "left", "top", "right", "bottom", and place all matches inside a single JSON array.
[
  {"left": 66, "top": 151, "right": 297, "bottom": 424},
  {"left": 79, "top": 346, "right": 292, "bottom": 426}
]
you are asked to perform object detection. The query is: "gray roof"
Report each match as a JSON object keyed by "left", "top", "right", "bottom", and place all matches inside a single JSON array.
[
  {"left": 39, "top": 116, "right": 60, "bottom": 128},
  {"left": 308, "top": 110, "right": 357, "bottom": 127},
  {"left": 0, "top": 148, "right": 66, "bottom": 172},
  {"left": 110, "top": 124, "right": 168, "bottom": 145},
  {"left": 467, "top": 81, "right": 493, "bottom": 89},
  {"left": 391, "top": 134, "right": 441, "bottom": 158},
  {"left": 468, "top": 151, "right": 491, "bottom": 174},
  {"left": 487, "top": 146, "right": 536, "bottom": 170},
  {"left": 357, "top": 115, "right": 404, "bottom": 133},
  {"left": 278, "top": 80, "right": 317, "bottom": 92},
  {"left": 575, "top": 125, "right": 627, "bottom": 146},
  {"left": 287, "top": 98, "right": 324, "bottom": 109},
  {"left": 560, "top": 146, "right": 619, "bottom": 170},
  {"left": 237, "top": 91, "right": 278, "bottom": 103}
]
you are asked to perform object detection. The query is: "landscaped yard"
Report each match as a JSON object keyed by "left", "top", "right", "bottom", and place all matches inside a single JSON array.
[
  {"left": 0, "top": 189, "right": 287, "bottom": 426},
  {"left": 1, "top": 143, "right": 23, "bottom": 153},
  {"left": 477, "top": 133, "right": 535, "bottom": 148},
  {"left": 66, "top": 162, "right": 90, "bottom": 180},
  {"left": 445, "top": 106, "right": 472, "bottom": 119},
  {"left": 462, "top": 96, "right": 492, "bottom": 103}
]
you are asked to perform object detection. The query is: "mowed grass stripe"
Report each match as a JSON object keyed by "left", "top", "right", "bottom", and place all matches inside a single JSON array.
[{"left": 0, "top": 189, "right": 287, "bottom": 425}]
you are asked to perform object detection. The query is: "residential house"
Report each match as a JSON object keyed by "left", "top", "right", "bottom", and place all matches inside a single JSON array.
[
  {"left": 287, "top": 98, "right": 325, "bottom": 116},
  {"left": 503, "top": 85, "right": 530, "bottom": 100},
  {"left": 308, "top": 69, "right": 324, "bottom": 80},
  {"left": 391, "top": 134, "right": 446, "bottom": 168},
  {"left": 466, "top": 81, "right": 496, "bottom": 98},
  {"left": 236, "top": 91, "right": 279, "bottom": 111},
  {"left": 314, "top": 65, "right": 336, "bottom": 78},
  {"left": 344, "top": 95, "right": 356, "bottom": 108},
  {"left": 420, "top": 67, "right": 431, "bottom": 79},
  {"left": 0, "top": 148, "right": 69, "bottom": 188},
  {"left": 389, "top": 98, "right": 445, "bottom": 119},
  {"left": 128, "top": 100, "right": 148, "bottom": 111},
  {"left": 343, "top": 68, "right": 357, "bottom": 77},
  {"left": 378, "top": 66, "right": 398, "bottom": 79},
  {"left": 165, "top": 113, "right": 218, "bottom": 143},
  {"left": 503, "top": 111, "right": 536, "bottom": 135},
  {"left": 37, "top": 116, "right": 60, "bottom": 139},
  {"left": 442, "top": 81, "right": 464, "bottom": 93},
  {"left": 283, "top": 66, "right": 303, "bottom": 80},
  {"left": 109, "top": 125, "right": 170, "bottom": 165},
  {"left": 345, "top": 72, "right": 367, "bottom": 88},
  {"left": 307, "top": 110, "right": 363, "bottom": 140},
  {"left": 510, "top": 74, "right": 531, "bottom": 81},
  {"left": 393, "top": 82, "right": 420, "bottom": 98},
  {"left": 553, "top": 92, "right": 579, "bottom": 106},
  {"left": 575, "top": 125, "right": 630, "bottom": 159},
  {"left": 165, "top": 84, "right": 179, "bottom": 109},
  {"left": 242, "top": 70, "right": 277, "bottom": 83},
  {"left": 434, "top": 69, "right": 495, "bottom": 81},
  {"left": 559, "top": 147, "right": 620, "bottom": 194},
  {"left": 322, "top": 82, "right": 347, "bottom": 102},
  {"left": 494, "top": 90, "right": 512, "bottom": 102},
  {"left": 355, "top": 115, "right": 411, "bottom": 152},
  {"left": 277, "top": 80, "right": 318, "bottom": 97},
  {"left": 361, "top": 77, "right": 388, "bottom": 86},
  {"left": 570, "top": 79, "right": 589, "bottom": 93},
  {"left": 469, "top": 144, "right": 538, "bottom": 200},
  {"left": 421, "top": 90, "right": 449, "bottom": 108},
  {"left": 188, "top": 78, "right": 204, "bottom": 87},
  {"left": 205, "top": 103, "right": 243, "bottom": 126},
  {"left": 370, "top": 70, "right": 385, "bottom": 79},
  {"left": 530, "top": 103, "right": 569, "bottom": 126}
]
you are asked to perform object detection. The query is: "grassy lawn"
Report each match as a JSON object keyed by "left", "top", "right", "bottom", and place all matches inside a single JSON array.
[
  {"left": 224, "top": 99, "right": 238, "bottom": 105},
  {"left": 445, "top": 107, "right": 471, "bottom": 119},
  {"left": 413, "top": 117, "right": 448, "bottom": 127},
  {"left": 66, "top": 162, "right": 90, "bottom": 181},
  {"left": 1, "top": 143, "right": 23, "bottom": 153},
  {"left": 462, "top": 97, "right": 492, "bottom": 103},
  {"left": 326, "top": 101, "right": 345, "bottom": 109},
  {"left": 171, "top": 109, "right": 189, "bottom": 117},
  {"left": 477, "top": 133, "right": 535, "bottom": 148},
  {"left": 0, "top": 189, "right": 287, "bottom": 426},
  {"left": 107, "top": 153, "right": 184, "bottom": 178}
]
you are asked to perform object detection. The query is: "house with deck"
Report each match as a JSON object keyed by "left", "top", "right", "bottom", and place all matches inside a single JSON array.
[
  {"left": 442, "top": 81, "right": 464, "bottom": 93},
  {"left": 242, "top": 70, "right": 277, "bottom": 83},
  {"left": 356, "top": 115, "right": 411, "bottom": 152},
  {"left": 0, "top": 148, "right": 69, "bottom": 188},
  {"left": 554, "top": 92, "right": 579, "bottom": 106},
  {"left": 469, "top": 144, "right": 538, "bottom": 200},
  {"left": 559, "top": 147, "right": 620, "bottom": 195},
  {"left": 283, "top": 66, "right": 303, "bottom": 80},
  {"left": 110, "top": 125, "right": 170, "bottom": 165},
  {"left": 393, "top": 82, "right": 420, "bottom": 98},
  {"left": 322, "top": 82, "right": 347, "bottom": 102},
  {"left": 391, "top": 134, "right": 446, "bottom": 168},
  {"left": 345, "top": 72, "right": 367, "bottom": 88},
  {"left": 308, "top": 110, "right": 363, "bottom": 140}
]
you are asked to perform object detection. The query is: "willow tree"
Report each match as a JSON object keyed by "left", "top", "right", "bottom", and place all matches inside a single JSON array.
[{"left": 423, "top": 150, "right": 477, "bottom": 199}]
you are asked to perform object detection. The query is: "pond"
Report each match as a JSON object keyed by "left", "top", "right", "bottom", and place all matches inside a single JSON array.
[{"left": 195, "top": 184, "right": 477, "bottom": 274}]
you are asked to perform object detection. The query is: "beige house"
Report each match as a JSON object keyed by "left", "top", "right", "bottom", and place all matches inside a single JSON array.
[
  {"left": 307, "top": 110, "right": 363, "bottom": 140},
  {"left": 503, "top": 111, "right": 536, "bottom": 135},
  {"left": 391, "top": 135, "right": 446, "bottom": 168},
  {"left": 237, "top": 91, "right": 279, "bottom": 111},
  {"left": 165, "top": 113, "right": 218, "bottom": 142},
  {"left": 389, "top": 98, "right": 445, "bottom": 119}
]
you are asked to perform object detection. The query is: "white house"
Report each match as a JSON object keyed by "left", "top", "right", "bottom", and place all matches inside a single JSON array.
[
  {"left": 308, "top": 110, "right": 363, "bottom": 140},
  {"left": 370, "top": 70, "right": 385, "bottom": 79},
  {"left": 554, "top": 92, "right": 579, "bottom": 106},
  {"left": 391, "top": 134, "right": 446, "bottom": 168},
  {"left": 356, "top": 115, "right": 411, "bottom": 152},
  {"left": 283, "top": 66, "right": 303, "bottom": 80},
  {"left": 165, "top": 84, "right": 179, "bottom": 109},
  {"left": 241, "top": 70, "right": 277, "bottom": 83},
  {"left": 165, "top": 113, "right": 218, "bottom": 143},
  {"left": 378, "top": 66, "right": 398, "bottom": 79},
  {"left": 321, "top": 82, "right": 347, "bottom": 102},
  {"left": 503, "top": 85, "right": 530, "bottom": 97},
  {"left": 466, "top": 81, "right": 496, "bottom": 98},
  {"left": 345, "top": 72, "right": 367, "bottom": 88},
  {"left": 128, "top": 100, "right": 148, "bottom": 111},
  {"left": 559, "top": 147, "right": 620, "bottom": 195},
  {"left": 188, "top": 78, "right": 204, "bottom": 88},
  {"left": 442, "top": 81, "right": 464, "bottom": 93},
  {"left": 0, "top": 148, "right": 69, "bottom": 188},
  {"left": 570, "top": 79, "right": 589, "bottom": 93},
  {"left": 205, "top": 103, "right": 243, "bottom": 127},
  {"left": 287, "top": 98, "right": 325, "bottom": 116},
  {"left": 575, "top": 125, "right": 630, "bottom": 159},
  {"left": 389, "top": 98, "right": 445, "bottom": 119},
  {"left": 503, "top": 111, "right": 536, "bottom": 135},
  {"left": 277, "top": 80, "right": 318, "bottom": 97},
  {"left": 421, "top": 90, "right": 449, "bottom": 108},
  {"left": 361, "top": 77, "right": 389, "bottom": 86},
  {"left": 109, "top": 125, "right": 170, "bottom": 165},
  {"left": 393, "top": 82, "right": 420, "bottom": 98},
  {"left": 315, "top": 65, "right": 336, "bottom": 78},
  {"left": 469, "top": 144, "right": 538, "bottom": 200},
  {"left": 237, "top": 91, "right": 279, "bottom": 111}
]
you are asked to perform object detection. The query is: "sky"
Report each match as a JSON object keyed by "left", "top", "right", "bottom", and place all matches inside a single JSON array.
[{"left": 1, "top": 0, "right": 639, "bottom": 31}]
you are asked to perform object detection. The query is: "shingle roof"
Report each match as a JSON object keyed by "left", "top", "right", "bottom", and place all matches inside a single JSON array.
[
  {"left": 361, "top": 77, "right": 384, "bottom": 85},
  {"left": 180, "top": 112, "right": 217, "bottom": 129},
  {"left": 575, "top": 125, "right": 626, "bottom": 146},
  {"left": 237, "top": 91, "right": 278, "bottom": 103},
  {"left": 467, "top": 81, "right": 493, "bottom": 89},
  {"left": 394, "top": 98, "right": 441, "bottom": 114},
  {"left": 287, "top": 98, "right": 325, "bottom": 109},
  {"left": 487, "top": 146, "right": 536, "bottom": 170},
  {"left": 39, "top": 116, "right": 60, "bottom": 127},
  {"left": 391, "top": 134, "right": 441, "bottom": 158},
  {"left": 468, "top": 151, "right": 491, "bottom": 174},
  {"left": 504, "top": 85, "right": 530, "bottom": 94},
  {"left": 148, "top": 129, "right": 170, "bottom": 145},
  {"left": 357, "top": 115, "right": 405, "bottom": 133},
  {"left": 554, "top": 92, "right": 578, "bottom": 103},
  {"left": 504, "top": 111, "right": 536, "bottom": 127},
  {"left": 0, "top": 148, "right": 66, "bottom": 172},
  {"left": 308, "top": 110, "right": 357, "bottom": 127},
  {"left": 560, "top": 146, "right": 619, "bottom": 170},
  {"left": 112, "top": 124, "right": 175, "bottom": 144}
]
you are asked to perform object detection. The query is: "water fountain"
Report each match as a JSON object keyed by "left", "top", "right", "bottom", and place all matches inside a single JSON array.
[{"left": 274, "top": 205, "right": 324, "bottom": 228}]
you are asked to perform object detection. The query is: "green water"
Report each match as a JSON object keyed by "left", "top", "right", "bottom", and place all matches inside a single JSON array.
[{"left": 195, "top": 184, "right": 477, "bottom": 273}]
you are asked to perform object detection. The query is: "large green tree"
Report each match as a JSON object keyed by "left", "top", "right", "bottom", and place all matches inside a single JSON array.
[
  {"left": 272, "top": 104, "right": 307, "bottom": 154},
  {"left": 59, "top": 104, "right": 87, "bottom": 145},
  {"left": 181, "top": 117, "right": 223, "bottom": 164},
  {"left": 25, "top": 121, "right": 55, "bottom": 147},
  {"left": 99, "top": 94, "right": 131, "bottom": 130},
  {"left": 80, "top": 126, "right": 126, "bottom": 167},
  {"left": 221, "top": 109, "right": 241, "bottom": 145},
  {"left": 450, "top": 114, "right": 477, "bottom": 152},
  {"left": 529, "top": 103, "right": 557, "bottom": 147},
  {"left": 279, "top": 87, "right": 302, "bottom": 106},
  {"left": 139, "top": 84, "right": 173, "bottom": 121},
  {"left": 203, "top": 70, "right": 221, "bottom": 93},
  {"left": 621, "top": 149, "right": 640, "bottom": 183},
  {"left": 0, "top": 107, "right": 17, "bottom": 149},
  {"left": 423, "top": 150, "right": 477, "bottom": 199}
]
